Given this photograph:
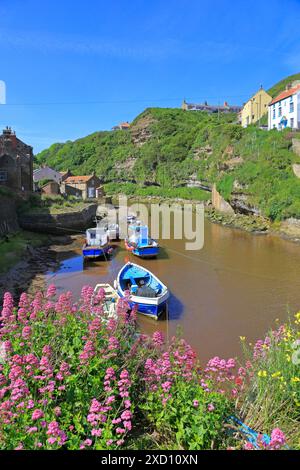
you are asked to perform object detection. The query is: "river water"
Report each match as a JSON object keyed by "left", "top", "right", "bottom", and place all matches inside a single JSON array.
[{"left": 45, "top": 209, "right": 300, "bottom": 363}]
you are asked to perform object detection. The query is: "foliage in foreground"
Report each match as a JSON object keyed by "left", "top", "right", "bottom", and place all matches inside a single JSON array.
[{"left": 0, "top": 287, "right": 298, "bottom": 450}]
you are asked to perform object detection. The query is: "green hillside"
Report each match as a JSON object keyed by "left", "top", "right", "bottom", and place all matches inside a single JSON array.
[
  {"left": 36, "top": 106, "right": 300, "bottom": 221},
  {"left": 267, "top": 72, "right": 300, "bottom": 98}
]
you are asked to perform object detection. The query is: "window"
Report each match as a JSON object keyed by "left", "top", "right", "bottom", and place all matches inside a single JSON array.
[
  {"left": 290, "top": 118, "right": 294, "bottom": 128},
  {"left": 290, "top": 97, "right": 294, "bottom": 113},
  {"left": 278, "top": 104, "right": 282, "bottom": 117},
  {"left": 0, "top": 170, "right": 7, "bottom": 181},
  {"left": 273, "top": 108, "right": 275, "bottom": 119}
]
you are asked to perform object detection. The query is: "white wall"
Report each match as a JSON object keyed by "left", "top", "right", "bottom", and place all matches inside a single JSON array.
[{"left": 268, "top": 92, "right": 300, "bottom": 130}]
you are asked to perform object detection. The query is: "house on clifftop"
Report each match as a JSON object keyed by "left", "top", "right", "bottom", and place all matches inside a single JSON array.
[
  {"left": 0, "top": 127, "right": 33, "bottom": 192},
  {"left": 181, "top": 100, "right": 241, "bottom": 114}
]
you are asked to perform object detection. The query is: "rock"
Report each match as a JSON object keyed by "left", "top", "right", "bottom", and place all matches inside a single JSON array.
[
  {"left": 211, "top": 184, "right": 235, "bottom": 215},
  {"left": 292, "top": 163, "right": 300, "bottom": 178}
]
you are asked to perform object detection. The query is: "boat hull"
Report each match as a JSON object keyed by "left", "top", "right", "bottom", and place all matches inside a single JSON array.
[
  {"left": 117, "top": 291, "right": 168, "bottom": 319},
  {"left": 82, "top": 243, "right": 111, "bottom": 259},
  {"left": 125, "top": 240, "right": 159, "bottom": 258}
]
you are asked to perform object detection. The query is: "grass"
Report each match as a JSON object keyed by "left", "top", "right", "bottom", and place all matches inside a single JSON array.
[
  {"left": 104, "top": 182, "right": 211, "bottom": 201},
  {"left": 18, "top": 194, "right": 94, "bottom": 215},
  {"left": 0, "top": 231, "right": 48, "bottom": 274}
]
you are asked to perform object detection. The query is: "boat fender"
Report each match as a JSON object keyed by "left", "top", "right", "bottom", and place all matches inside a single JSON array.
[{"left": 113, "top": 279, "right": 117, "bottom": 289}]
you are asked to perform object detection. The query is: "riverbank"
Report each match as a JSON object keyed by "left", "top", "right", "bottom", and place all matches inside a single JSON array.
[
  {"left": 0, "top": 231, "right": 75, "bottom": 301},
  {"left": 111, "top": 193, "right": 300, "bottom": 243}
]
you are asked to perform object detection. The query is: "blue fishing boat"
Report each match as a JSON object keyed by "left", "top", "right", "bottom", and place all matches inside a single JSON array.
[
  {"left": 115, "top": 262, "right": 169, "bottom": 319},
  {"left": 82, "top": 227, "right": 111, "bottom": 259},
  {"left": 125, "top": 223, "right": 159, "bottom": 258}
]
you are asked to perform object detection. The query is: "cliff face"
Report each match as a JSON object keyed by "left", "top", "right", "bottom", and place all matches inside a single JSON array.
[{"left": 0, "top": 195, "right": 19, "bottom": 236}]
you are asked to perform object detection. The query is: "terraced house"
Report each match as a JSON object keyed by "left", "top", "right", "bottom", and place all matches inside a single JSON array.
[
  {"left": 240, "top": 87, "right": 272, "bottom": 127},
  {"left": 268, "top": 82, "right": 300, "bottom": 130},
  {"left": 0, "top": 127, "right": 33, "bottom": 192}
]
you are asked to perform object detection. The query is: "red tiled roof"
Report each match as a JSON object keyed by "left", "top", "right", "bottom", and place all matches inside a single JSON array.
[
  {"left": 270, "top": 84, "right": 300, "bottom": 105},
  {"left": 120, "top": 122, "right": 130, "bottom": 128},
  {"left": 64, "top": 175, "right": 94, "bottom": 184}
]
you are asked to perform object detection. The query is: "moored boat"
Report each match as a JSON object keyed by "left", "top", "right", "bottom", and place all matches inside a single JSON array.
[
  {"left": 82, "top": 227, "right": 111, "bottom": 259},
  {"left": 92, "top": 283, "right": 119, "bottom": 319},
  {"left": 114, "top": 262, "right": 169, "bottom": 319},
  {"left": 125, "top": 223, "right": 159, "bottom": 258}
]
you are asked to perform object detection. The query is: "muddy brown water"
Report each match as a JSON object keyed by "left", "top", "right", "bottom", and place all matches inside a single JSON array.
[{"left": 45, "top": 215, "right": 300, "bottom": 363}]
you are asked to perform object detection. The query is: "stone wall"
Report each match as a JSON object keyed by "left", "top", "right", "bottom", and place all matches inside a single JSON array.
[
  {"left": 292, "top": 138, "right": 300, "bottom": 157},
  {"left": 0, "top": 195, "right": 19, "bottom": 236},
  {"left": 19, "top": 203, "right": 98, "bottom": 234}
]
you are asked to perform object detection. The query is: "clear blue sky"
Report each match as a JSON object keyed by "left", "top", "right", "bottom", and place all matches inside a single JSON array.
[{"left": 1, "top": 0, "right": 300, "bottom": 153}]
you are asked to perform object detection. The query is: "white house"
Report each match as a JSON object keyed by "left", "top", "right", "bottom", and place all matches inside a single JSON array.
[
  {"left": 268, "top": 82, "right": 300, "bottom": 130},
  {"left": 33, "top": 166, "right": 62, "bottom": 185}
]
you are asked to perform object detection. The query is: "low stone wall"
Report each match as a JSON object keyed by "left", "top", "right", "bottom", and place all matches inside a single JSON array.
[
  {"left": 292, "top": 138, "right": 300, "bottom": 157},
  {"left": 0, "top": 195, "right": 19, "bottom": 237},
  {"left": 19, "top": 203, "right": 98, "bottom": 234}
]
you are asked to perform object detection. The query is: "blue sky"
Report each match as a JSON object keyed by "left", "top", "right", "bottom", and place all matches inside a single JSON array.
[{"left": 0, "top": 0, "right": 300, "bottom": 152}]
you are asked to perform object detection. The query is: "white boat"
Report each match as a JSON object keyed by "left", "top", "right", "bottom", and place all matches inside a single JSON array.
[
  {"left": 82, "top": 228, "right": 111, "bottom": 259},
  {"left": 93, "top": 283, "right": 119, "bottom": 318}
]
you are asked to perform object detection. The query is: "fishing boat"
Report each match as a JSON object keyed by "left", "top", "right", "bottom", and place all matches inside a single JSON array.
[
  {"left": 82, "top": 227, "right": 111, "bottom": 259},
  {"left": 114, "top": 262, "right": 169, "bottom": 319},
  {"left": 106, "top": 223, "right": 119, "bottom": 241},
  {"left": 125, "top": 223, "right": 159, "bottom": 258}
]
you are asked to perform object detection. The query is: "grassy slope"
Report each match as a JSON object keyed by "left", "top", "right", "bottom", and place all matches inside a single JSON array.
[
  {"left": 267, "top": 72, "right": 300, "bottom": 98},
  {"left": 36, "top": 105, "right": 300, "bottom": 221}
]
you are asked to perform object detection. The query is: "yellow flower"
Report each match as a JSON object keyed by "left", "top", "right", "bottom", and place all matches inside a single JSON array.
[
  {"left": 291, "top": 377, "right": 300, "bottom": 383},
  {"left": 258, "top": 370, "right": 267, "bottom": 377},
  {"left": 271, "top": 372, "right": 281, "bottom": 378},
  {"left": 240, "top": 336, "right": 246, "bottom": 341}
]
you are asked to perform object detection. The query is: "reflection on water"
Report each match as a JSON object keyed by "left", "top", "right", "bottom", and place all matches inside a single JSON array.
[{"left": 46, "top": 215, "right": 300, "bottom": 363}]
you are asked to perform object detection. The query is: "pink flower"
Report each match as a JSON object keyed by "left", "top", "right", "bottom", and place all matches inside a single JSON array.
[
  {"left": 152, "top": 331, "right": 164, "bottom": 346},
  {"left": 269, "top": 428, "right": 286, "bottom": 449},
  {"left": 244, "top": 442, "right": 254, "bottom": 450},
  {"left": 32, "top": 409, "right": 44, "bottom": 420},
  {"left": 83, "top": 439, "right": 92, "bottom": 447},
  {"left": 46, "top": 284, "right": 56, "bottom": 299},
  {"left": 28, "top": 426, "right": 38, "bottom": 433},
  {"left": 207, "top": 403, "right": 215, "bottom": 412},
  {"left": 193, "top": 400, "right": 199, "bottom": 407}
]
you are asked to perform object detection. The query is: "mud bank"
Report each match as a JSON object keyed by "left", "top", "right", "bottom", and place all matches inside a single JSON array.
[{"left": 0, "top": 235, "right": 76, "bottom": 301}]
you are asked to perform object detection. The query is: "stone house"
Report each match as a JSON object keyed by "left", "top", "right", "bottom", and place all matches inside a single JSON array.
[
  {"left": 41, "top": 181, "right": 61, "bottom": 195},
  {"left": 60, "top": 170, "right": 73, "bottom": 182},
  {"left": 61, "top": 173, "right": 103, "bottom": 199},
  {"left": 0, "top": 127, "right": 33, "bottom": 192},
  {"left": 112, "top": 121, "right": 130, "bottom": 130}
]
